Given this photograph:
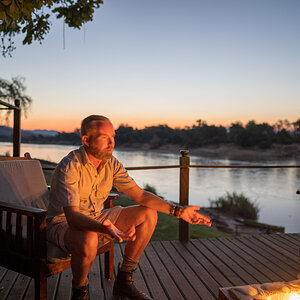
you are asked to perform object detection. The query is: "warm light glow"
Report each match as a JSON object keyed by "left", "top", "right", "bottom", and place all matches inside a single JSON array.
[
  {"left": 289, "top": 293, "right": 300, "bottom": 300},
  {"left": 266, "top": 292, "right": 300, "bottom": 300}
]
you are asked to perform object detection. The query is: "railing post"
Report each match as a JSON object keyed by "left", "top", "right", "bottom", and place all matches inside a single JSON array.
[
  {"left": 13, "top": 99, "right": 21, "bottom": 157},
  {"left": 179, "top": 150, "right": 190, "bottom": 243}
]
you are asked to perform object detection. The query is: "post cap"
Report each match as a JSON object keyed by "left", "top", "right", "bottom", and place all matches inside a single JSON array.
[{"left": 180, "top": 150, "right": 189, "bottom": 157}]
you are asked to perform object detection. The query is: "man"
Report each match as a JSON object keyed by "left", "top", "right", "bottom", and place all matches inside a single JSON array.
[{"left": 46, "top": 115, "right": 211, "bottom": 300}]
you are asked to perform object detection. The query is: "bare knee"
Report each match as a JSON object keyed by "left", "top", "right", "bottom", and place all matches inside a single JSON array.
[
  {"left": 65, "top": 230, "right": 98, "bottom": 259},
  {"left": 140, "top": 206, "right": 158, "bottom": 228}
]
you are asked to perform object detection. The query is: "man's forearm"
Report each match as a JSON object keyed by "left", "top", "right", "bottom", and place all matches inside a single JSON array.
[
  {"left": 135, "top": 190, "right": 174, "bottom": 215},
  {"left": 64, "top": 207, "right": 105, "bottom": 233}
]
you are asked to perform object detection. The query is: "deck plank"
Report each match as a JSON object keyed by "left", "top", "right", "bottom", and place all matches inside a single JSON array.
[
  {"left": 216, "top": 237, "right": 271, "bottom": 283},
  {"left": 163, "top": 241, "right": 215, "bottom": 300},
  {"left": 0, "top": 234, "right": 299, "bottom": 300},
  {"left": 171, "top": 240, "right": 221, "bottom": 299},
  {"left": 227, "top": 236, "right": 287, "bottom": 282},
  {"left": 200, "top": 238, "right": 257, "bottom": 284},
  {"left": 151, "top": 241, "right": 198, "bottom": 299},
  {"left": 191, "top": 239, "right": 245, "bottom": 286},
  {"left": 237, "top": 236, "right": 297, "bottom": 280}
]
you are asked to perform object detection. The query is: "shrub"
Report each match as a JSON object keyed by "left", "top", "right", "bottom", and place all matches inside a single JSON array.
[{"left": 209, "top": 192, "right": 259, "bottom": 220}]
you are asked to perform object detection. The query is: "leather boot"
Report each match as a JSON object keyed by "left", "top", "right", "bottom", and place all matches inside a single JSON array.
[
  {"left": 71, "top": 284, "right": 90, "bottom": 300},
  {"left": 113, "top": 268, "right": 153, "bottom": 300}
]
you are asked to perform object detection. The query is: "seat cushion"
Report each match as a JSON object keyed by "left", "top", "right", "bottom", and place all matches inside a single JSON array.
[{"left": 0, "top": 160, "right": 49, "bottom": 209}]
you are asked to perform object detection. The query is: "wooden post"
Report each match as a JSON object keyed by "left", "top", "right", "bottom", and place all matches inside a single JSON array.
[
  {"left": 179, "top": 150, "right": 190, "bottom": 243},
  {"left": 13, "top": 99, "right": 21, "bottom": 157}
]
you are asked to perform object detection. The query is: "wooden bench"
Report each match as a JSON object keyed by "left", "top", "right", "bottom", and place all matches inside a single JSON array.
[{"left": 0, "top": 155, "right": 117, "bottom": 299}]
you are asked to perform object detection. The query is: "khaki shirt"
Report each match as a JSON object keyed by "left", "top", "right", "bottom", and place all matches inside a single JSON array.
[{"left": 47, "top": 146, "right": 136, "bottom": 219}]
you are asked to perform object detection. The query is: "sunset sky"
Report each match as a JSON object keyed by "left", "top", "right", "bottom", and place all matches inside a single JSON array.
[{"left": 1, "top": 0, "right": 300, "bottom": 132}]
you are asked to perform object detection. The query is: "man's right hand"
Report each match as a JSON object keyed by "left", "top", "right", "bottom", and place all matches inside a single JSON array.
[{"left": 102, "top": 220, "right": 136, "bottom": 243}]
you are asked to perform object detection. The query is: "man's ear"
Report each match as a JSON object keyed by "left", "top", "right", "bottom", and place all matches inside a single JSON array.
[{"left": 82, "top": 135, "right": 89, "bottom": 147}]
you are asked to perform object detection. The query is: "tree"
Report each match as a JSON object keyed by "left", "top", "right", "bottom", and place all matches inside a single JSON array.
[
  {"left": 0, "top": 0, "right": 103, "bottom": 57},
  {"left": 0, "top": 76, "right": 32, "bottom": 121}
]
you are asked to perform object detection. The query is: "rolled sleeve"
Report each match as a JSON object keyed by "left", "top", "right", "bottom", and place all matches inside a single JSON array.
[
  {"left": 111, "top": 157, "right": 136, "bottom": 192},
  {"left": 55, "top": 160, "right": 80, "bottom": 207}
]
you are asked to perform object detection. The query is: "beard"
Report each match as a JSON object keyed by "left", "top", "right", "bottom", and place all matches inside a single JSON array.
[{"left": 88, "top": 144, "right": 113, "bottom": 160}]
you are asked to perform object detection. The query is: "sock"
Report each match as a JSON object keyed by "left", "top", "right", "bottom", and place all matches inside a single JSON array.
[
  {"left": 120, "top": 255, "right": 138, "bottom": 273},
  {"left": 72, "top": 278, "right": 89, "bottom": 289}
]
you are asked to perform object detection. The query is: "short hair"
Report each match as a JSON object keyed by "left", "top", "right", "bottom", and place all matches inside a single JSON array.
[{"left": 80, "top": 115, "right": 110, "bottom": 137}]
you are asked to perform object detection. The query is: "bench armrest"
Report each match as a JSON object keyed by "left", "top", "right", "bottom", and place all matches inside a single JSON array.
[
  {"left": 105, "top": 193, "right": 119, "bottom": 209},
  {"left": 0, "top": 200, "right": 47, "bottom": 216},
  {"left": 0, "top": 201, "right": 47, "bottom": 260}
]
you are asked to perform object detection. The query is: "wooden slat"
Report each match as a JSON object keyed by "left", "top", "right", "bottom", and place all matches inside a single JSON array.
[
  {"left": 137, "top": 244, "right": 168, "bottom": 300},
  {"left": 0, "top": 269, "right": 18, "bottom": 299},
  {"left": 238, "top": 236, "right": 297, "bottom": 279},
  {"left": 145, "top": 242, "right": 185, "bottom": 299},
  {"left": 266, "top": 234, "right": 300, "bottom": 253},
  {"left": 228, "top": 236, "right": 289, "bottom": 282},
  {"left": 26, "top": 216, "right": 34, "bottom": 257},
  {"left": 5, "top": 212, "right": 12, "bottom": 249},
  {"left": 160, "top": 241, "right": 215, "bottom": 300},
  {"left": 216, "top": 237, "right": 271, "bottom": 283},
  {"left": 55, "top": 268, "right": 72, "bottom": 299},
  {"left": 201, "top": 238, "right": 257, "bottom": 284},
  {"left": 1, "top": 234, "right": 300, "bottom": 300},
  {"left": 255, "top": 236, "right": 298, "bottom": 265},
  {"left": 192, "top": 239, "right": 245, "bottom": 286},
  {"left": 171, "top": 240, "right": 221, "bottom": 299},
  {"left": 47, "top": 274, "right": 60, "bottom": 300},
  {"left": 6, "top": 274, "right": 31, "bottom": 300},
  {"left": 22, "top": 278, "right": 34, "bottom": 300},
  {"left": 184, "top": 239, "right": 232, "bottom": 289},
  {"left": 15, "top": 214, "right": 23, "bottom": 247},
  {"left": 89, "top": 257, "right": 104, "bottom": 299},
  {"left": 276, "top": 234, "right": 300, "bottom": 250}
]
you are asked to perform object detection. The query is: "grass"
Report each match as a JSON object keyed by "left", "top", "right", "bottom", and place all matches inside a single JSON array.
[
  {"left": 114, "top": 194, "right": 228, "bottom": 241},
  {"left": 209, "top": 192, "right": 259, "bottom": 220}
]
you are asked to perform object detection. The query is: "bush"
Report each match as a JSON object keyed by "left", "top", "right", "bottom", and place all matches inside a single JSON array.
[{"left": 209, "top": 192, "right": 259, "bottom": 220}]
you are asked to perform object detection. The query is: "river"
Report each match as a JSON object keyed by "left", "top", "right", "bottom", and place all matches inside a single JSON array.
[{"left": 1, "top": 142, "right": 300, "bottom": 233}]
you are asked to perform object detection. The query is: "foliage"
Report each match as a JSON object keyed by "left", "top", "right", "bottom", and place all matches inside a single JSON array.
[
  {"left": 0, "top": 0, "right": 103, "bottom": 57},
  {"left": 209, "top": 192, "right": 259, "bottom": 220},
  {"left": 0, "top": 76, "right": 32, "bottom": 121}
]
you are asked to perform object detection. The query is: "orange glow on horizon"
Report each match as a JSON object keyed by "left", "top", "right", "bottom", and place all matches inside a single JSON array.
[{"left": 20, "top": 115, "right": 296, "bottom": 133}]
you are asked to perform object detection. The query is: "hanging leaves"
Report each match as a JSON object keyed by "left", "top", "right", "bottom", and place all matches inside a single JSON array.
[{"left": 0, "top": 0, "right": 104, "bottom": 57}]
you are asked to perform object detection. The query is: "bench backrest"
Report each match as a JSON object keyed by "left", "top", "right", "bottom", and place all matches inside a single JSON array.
[{"left": 0, "top": 159, "right": 49, "bottom": 209}]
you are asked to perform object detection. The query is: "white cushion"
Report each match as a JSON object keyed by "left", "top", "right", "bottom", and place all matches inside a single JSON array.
[{"left": 0, "top": 160, "right": 49, "bottom": 209}]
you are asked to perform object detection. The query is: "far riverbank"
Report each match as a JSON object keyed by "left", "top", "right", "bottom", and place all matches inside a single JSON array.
[{"left": 116, "top": 143, "right": 300, "bottom": 161}]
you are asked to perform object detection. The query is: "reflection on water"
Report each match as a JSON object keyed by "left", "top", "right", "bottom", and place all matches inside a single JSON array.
[{"left": 1, "top": 142, "right": 300, "bottom": 233}]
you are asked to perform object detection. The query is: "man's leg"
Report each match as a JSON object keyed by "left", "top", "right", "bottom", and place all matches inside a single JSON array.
[
  {"left": 112, "top": 205, "right": 157, "bottom": 300},
  {"left": 64, "top": 229, "right": 98, "bottom": 291},
  {"left": 114, "top": 205, "right": 157, "bottom": 262}
]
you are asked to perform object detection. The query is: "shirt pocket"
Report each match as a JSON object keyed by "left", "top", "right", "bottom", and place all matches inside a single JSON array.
[{"left": 79, "top": 197, "right": 91, "bottom": 212}]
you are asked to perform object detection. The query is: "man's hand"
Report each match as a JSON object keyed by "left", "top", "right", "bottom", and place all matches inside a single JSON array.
[
  {"left": 102, "top": 220, "right": 136, "bottom": 243},
  {"left": 180, "top": 206, "right": 212, "bottom": 226}
]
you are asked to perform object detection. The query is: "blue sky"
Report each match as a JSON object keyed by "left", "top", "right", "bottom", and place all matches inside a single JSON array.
[{"left": 1, "top": 0, "right": 300, "bottom": 131}]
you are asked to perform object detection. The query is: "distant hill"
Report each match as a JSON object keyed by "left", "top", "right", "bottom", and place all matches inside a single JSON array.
[{"left": 0, "top": 126, "right": 59, "bottom": 137}]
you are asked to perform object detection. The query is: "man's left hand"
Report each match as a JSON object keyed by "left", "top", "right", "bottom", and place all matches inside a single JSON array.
[{"left": 180, "top": 206, "right": 212, "bottom": 226}]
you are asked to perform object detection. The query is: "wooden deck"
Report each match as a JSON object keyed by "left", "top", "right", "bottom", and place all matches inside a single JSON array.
[{"left": 0, "top": 233, "right": 299, "bottom": 300}]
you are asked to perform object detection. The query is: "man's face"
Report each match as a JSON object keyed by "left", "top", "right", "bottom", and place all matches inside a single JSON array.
[{"left": 85, "top": 121, "right": 115, "bottom": 161}]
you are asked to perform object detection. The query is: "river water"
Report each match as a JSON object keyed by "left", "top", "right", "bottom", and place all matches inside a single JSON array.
[{"left": 1, "top": 142, "right": 300, "bottom": 233}]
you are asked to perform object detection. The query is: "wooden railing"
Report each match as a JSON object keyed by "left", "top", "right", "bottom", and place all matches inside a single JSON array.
[
  {"left": 0, "top": 99, "right": 21, "bottom": 157},
  {"left": 43, "top": 150, "right": 300, "bottom": 242}
]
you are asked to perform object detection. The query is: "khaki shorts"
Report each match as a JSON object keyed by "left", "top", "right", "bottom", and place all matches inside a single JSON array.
[{"left": 46, "top": 206, "right": 124, "bottom": 254}]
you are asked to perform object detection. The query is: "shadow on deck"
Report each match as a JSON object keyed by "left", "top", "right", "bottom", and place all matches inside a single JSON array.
[{"left": 0, "top": 233, "right": 299, "bottom": 300}]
